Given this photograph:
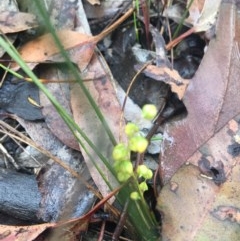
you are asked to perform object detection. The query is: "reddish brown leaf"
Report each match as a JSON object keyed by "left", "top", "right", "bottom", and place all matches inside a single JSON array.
[
  {"left": 161, "top": 1, "right": 240, "bottom": 182},
  {"left": 14, "top": 30, "right": 95, "bottom": 71}
]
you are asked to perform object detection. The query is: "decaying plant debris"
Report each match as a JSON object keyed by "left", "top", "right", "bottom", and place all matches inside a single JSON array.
[{"left": 0, "top": 0, "right": 239, "bottom": 240}]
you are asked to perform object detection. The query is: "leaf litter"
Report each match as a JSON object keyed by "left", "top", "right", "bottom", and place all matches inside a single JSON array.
[
  {"left": 161, "top": 1, "right": 240, "bottom": 181},
  {"left": 157, "top": 1, "right": 240, "bottom": 240},
  {"left": 0, "top": 0, "right": 240, "bottom": 240},
  {"left": 12, "top": 7, "right": 134, "bottom": 71}
]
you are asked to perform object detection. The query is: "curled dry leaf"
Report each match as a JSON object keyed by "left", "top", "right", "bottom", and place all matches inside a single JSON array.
[
  {"left": 141, "top": 64, "right": 189, "bottom": 100},
  {"left": 136, "top": 25, "right": 188, "bottom": 100},
  {"left": 184, "top": 0, "right": 205, "bottom": 26},
  {"left": 0, "top": 11, "right": 38, "bottom": 34},
  {"left": 164, "top": 0, "right": 221, "bottom": 32},
  {"left": 194, "top": 0, "right": 221, "bottom": 32}
]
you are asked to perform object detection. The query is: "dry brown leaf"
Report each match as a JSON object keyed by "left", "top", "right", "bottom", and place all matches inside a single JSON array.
[
  {"left": 70, "top": 53, "right": 126, "bottom": 198},
  {"left": 142, "top": 65, "right": 189, "bottom": 100},
  {"left": 0, "top": 223, "right": 54, "bottom": 241},
  {"left": 0, "top": 11, "right": 37, "bottom": 34},
  {"left": 14, "top": 30, "right": 94, "bottom": 71},
  {"left": 146, "top": 25, "right": 189, "bottom": 99},
  {"left": 161, "top": 1, "right": 240, "bottom": 182},
  {"left": 158, "top": 113, "right": 240, "bottom": 239},
  {"left": 12, "top": 8, "right": 133, "bottom": 71},
  {"left": 68, "top": 0, "right": 128, "bottom": 201},
  {"left": 27, "top": 2, "right": 131, "bottom": 199},
  {"left": 39, "top": 67, "right": 80, "bottom": 151},
  {"left": 158, "top": 159, "right": 240, "bottom": 240}
]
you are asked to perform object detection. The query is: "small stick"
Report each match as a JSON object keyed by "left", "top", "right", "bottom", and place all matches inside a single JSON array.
[
  {"left": 98, "top": 220, "right": 106, "bottom": 241},
  {"left": 93, "top": 8, "right": 134, "bottom": 43},
  {"left": 112, "top": 198, "right": 130, "bottom": 241}
]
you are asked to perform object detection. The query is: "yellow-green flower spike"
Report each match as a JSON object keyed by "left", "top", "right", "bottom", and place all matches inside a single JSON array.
[
  {"left": 137, "top": 165, "right": 153, "bottom": 180},
  {"left": 142, "top": 104, "right": 157, "bottom": 120},
  {"left": 137, "top": 165, "right": 149, "bottom": 178},
  {"left": 117, "top": 172, "right": 131, "bottom": 182},
  {"left": 145, "top": 169, "right": 153, "bottom": 180},
  {"left": 112, "top": 143, "right": 129, "bottom": 161},
  {"left": 119, "top": 160, "right": 133, "bottom": 175},
  {"left": 139, "top": 181, "right": 148, "bottom": 192},
  {"left": 129, "top": 136, "right": 148, "bottom": 153},
  {"left": 125, "top": 122, "right": 139, "bottom": 137},
  {"left": 130, "top": 191, "right": 141, "bottom": 200}
]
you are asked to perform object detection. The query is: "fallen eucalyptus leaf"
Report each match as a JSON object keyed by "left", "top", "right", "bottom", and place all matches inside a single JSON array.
[
  {"left": 12, "top": 8, "right": 133, "bottom": 71},
  {"left": 158, "top": 159, "right": 240, "bottom": 241},
  {"left": 161, "top": 1, "right": 240, "bottom": 181}
]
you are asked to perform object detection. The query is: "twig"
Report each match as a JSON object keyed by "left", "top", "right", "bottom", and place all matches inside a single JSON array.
[
  {"left": 98, "top": 219, "right": 106, "bottom": 241},
  {"left": 112, "top": 198, "right": 130, "bottom": 241}
]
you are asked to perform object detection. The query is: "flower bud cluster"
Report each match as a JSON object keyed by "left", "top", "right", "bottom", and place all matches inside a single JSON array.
[
  {"left": 112, "top": 104, "right": 156, "bottom": 199},
  {"left": 130, "top": 164, "right": 153, "bottom": 200}
]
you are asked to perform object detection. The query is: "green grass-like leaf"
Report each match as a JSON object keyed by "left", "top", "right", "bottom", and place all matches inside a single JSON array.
[
  {"left": 0, "top": 35, "right": 115, "bottom": 189},
  {"left": 172, "top": 0, "right": 195, "bottom": 39}
]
